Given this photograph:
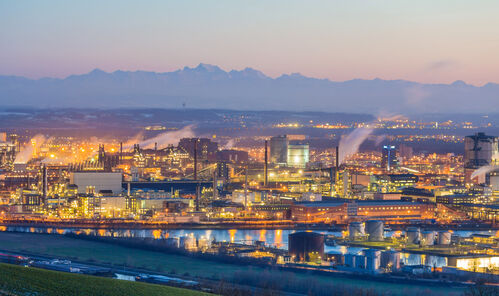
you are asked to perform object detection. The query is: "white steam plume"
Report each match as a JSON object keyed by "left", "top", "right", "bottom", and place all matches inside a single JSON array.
[
  {"left": 125, "top": 125, "right": 195, "bottom": 150},
  {"left": 14, "top": 134, "right": 47, "bottom": 163},
  {"left": 224, "top": 139, "right": 235, "bottom": 149},
  {"left": 377, "top": 112, "right": 408, "bottom": 122},
  {"left": 338, "top": 127, "right": 374, "bottom": 164},
  {"left": 471, "top": 165, "right": 499, "bottom": 180}
]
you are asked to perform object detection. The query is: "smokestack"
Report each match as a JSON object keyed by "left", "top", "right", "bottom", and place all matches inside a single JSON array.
[
  {"left": 120, "top": 142, "right": 123, "bottom": 162},
  {"left": 335, "top": 146, "right": 339, "bottom": 171},
  {"left": 213, "top": 169, "right": 218, "bottom": 199},
  {"left": 330, "top": 167, "right": 334, "bottom": 197},
  {"left": 41, "top": 164, "right": 47, "bottom": 203},
  {"left": 264, "top": 140, "right": 268, "bottom": 187},
  {"left": 244, "top": 165, "right": 248, "bottom": 207},
  {"left": 193, "top": 139, "right": 198, "bottom": 181},
  {"left": 335, "top": 145, "right": 340, "bottom": 195},
  {"left": 98, "top": 144, "right": 105, "bottom": 165},
  {"left": 154, "top": 142, "right": 158, "bottom": 152},
  {"left": 196, "top": 184, "right": 200, "bottom": 211}
]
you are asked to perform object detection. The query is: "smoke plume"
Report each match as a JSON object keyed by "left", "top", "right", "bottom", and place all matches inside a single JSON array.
[
  {"left": 338, "top": 127, "right": 374, "bottom": 164},
  {"left": 224, "top": 139, "right": 235, "bottom": 149},
  {"left": 471, "top": 165, "right": 499, "bottom": 180},
  {"left": 125, "top": 125, "right": 195, "bottom": 150},
  {"left": 14, "top": 134, "right": 47, "bottom": 163}
]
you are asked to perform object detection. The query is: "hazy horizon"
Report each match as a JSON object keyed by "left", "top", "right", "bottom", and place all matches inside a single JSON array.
[
  {"left": 2, "top": 63, "right": 497, "bottom": 88},
  {"left": 2, "top": 1, "right": 499, "bottom": 85}
]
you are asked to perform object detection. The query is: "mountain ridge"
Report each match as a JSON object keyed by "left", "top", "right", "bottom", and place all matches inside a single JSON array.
[{"left": 0, "top": 63, "right": 497, "bottom": 114}]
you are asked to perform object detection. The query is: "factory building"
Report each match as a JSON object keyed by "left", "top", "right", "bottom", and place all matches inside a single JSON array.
[
  {"left": 216, "top": 149, "right": 248, "bottom": 164},
  {"left": 70, "top": 172, "right": 123, "bottom": 194},
  {"left": 0, "top": 141, "right": 16, "bottom": 168},
  {"left": 270, "top": 135, "right": 288, "bottom": 165},
  {"left": 291, "top": 200, "right": 438, "bottom": 223},
  {"left": 291, "top": 201, "right": 347, "bottom": 222},
  {"left": 464, "top": 133, "right": 499, "bottom": 184},
  {"left": 287, "top": 141, "right": 309, "bottom": 168},
  {"left": 179, "top": 138, "right": 218, "bottom": 161},
  {"left": 381, "top": 145, "right": 398, "bottom": 172}
]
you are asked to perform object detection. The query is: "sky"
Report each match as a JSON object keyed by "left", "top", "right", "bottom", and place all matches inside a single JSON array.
[{"left": 1, "top": 0, "right": 499, "bottom": 85}]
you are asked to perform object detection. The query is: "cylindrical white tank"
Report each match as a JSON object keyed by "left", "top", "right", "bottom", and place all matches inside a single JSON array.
[
  {"left": 420, "top": 231, "right": 435, "bottom": 246},
  {"left": 366, "top": 220, "right": 384, "bottom": 241},
  {"left": 406, "top": 227, "right": 420, "bottom": 244},
  {"left": 437, "top": 231, "right": 451, "bottom": 245},
  {"left": 348, "top": 222, "right": 365, "bottom": 240}
]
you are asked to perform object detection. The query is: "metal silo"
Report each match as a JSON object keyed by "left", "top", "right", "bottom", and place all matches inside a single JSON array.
[
  {"left": 420, "top": 231, "right": 435, "bottom": 246},
  {"left": 288, "top": 232, "right": 325, "bottom": 262},
  {"left": 348, "top": 222, "right": 365, "bottom": 240},
  {"left": 365, "top": 220, "right": 384, "bottom": 241},
  {"left": 406, "top": 227, "right": 420, "bottom": 244},
  {"left": 437, "top": 231, "right": 451, "bottom": 245}
]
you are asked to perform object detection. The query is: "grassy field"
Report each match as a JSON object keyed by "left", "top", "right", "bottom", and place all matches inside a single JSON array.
[
  {"left": 0, "top": 263, "right": 209, "bottom": 296},
  {"left": 0, "top": 232, "right": 466, "bottom": 295}
]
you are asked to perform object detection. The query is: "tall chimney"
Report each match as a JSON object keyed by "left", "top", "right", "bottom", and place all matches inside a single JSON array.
[
  {"left": 195, "top": 183, "right": 200, "bottom": 211},
  {"left": 244, "top": 165, "right": 248, "bottom": 207},
  {"left": 193, "top": 140, "right": 198, "bottom": 181},
  {"left": 264, "top": 140, "right": 268, "bottom": 187},
  {"left": 213, "top": 169, "right": 218, "bottom": 199},
  {"left": 119, "top": 142, "right": 123, "bottom": 163},
  {"left": 335, "top": 145, "right": 340, "bottom": 193},
  {"left": 335, "top": 146, "right": 339, "bottom": 171},
  {"left": 41, "top": 164, "right": 47, "bottom": 203}
]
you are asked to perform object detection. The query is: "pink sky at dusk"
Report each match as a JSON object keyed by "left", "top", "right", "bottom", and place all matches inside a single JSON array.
[{"left": 1, "top": 0, "right": 499, "bottom": 85}]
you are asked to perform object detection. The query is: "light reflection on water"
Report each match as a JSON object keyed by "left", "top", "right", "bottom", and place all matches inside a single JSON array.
[{"left": 2, "top": 226, "right": 493, "bottom": 268}]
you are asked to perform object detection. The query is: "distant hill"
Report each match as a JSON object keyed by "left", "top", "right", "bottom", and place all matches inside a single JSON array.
[{"left": 0, "top": 63, "right": 498, "bottom": 114}]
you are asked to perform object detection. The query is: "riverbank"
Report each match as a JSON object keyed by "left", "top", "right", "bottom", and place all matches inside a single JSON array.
[
  {"left": 0, "top": 219, "right": 496, "bottom": 231},
  {"left": 0, "top": 232, "right": 468, "bottom": 296}
]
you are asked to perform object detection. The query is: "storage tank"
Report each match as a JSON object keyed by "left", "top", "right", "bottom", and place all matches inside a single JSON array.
[
  {"left": 437, "top": 231, "right": 451, "bottom": 245},
  {"left": 420, "top": 231, "right": 435, "bottom": 246},
  {"left": 406, "top": 227, "right": 420, "bottom": 244},
  {"left": 348, "top": 222, "right": 365, "bottom": 240},
  {"left": 180, "top": 236, "right": 196, "bottom": 250},
  {"left": 366, "top": 220, "right": 384, "bottom": 241},
  {"left": 354, "top": 255, "right": 366, "bottom": 269},
  {"left": 288, "top": 232, "right": 324, "bottom": 262},
  {"left": 344, "top": 254, "right": 356, "bottom": 267},
  {"left": 364, "top": 249, "right": 381, "bottom": 271},
  {"left": 380, "top": 250, "right": 400, "bottom": 271}
]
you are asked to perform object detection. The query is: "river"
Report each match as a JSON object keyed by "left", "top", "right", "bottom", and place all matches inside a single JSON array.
[{"left": 1, "top": 226, "right": 496, "bottom": 268}]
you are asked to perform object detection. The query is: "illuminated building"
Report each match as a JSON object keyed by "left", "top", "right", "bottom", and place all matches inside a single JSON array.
[
  {"left": 381, "top": 145, "right": 398, "bottom": 172},
  {"left": 436, "top": 194, "right": 477, "bottom": 205},
  {"left": 69, "top": 172, "right": 123, "bottom": 194},
  {"left": 0, "top": 141, "right": 16, "bottom": 168},
  {"left": 98, "top": 196, "right": 128, "bottom": 217},
  {"left": 270, "top": 135, "right": 288, "bottom": 165},
  {"left": 216, "top": 149, "right": 248, "bottom": 164},
  {"left": 179, "top": 138, "right": 218, "bottom": 161},
  {"left": 216, "top": 162, "right": 229, "bottom": 182},
  {"left": 464, "top": 132, "right": 499, "bottom": 183},
  {"left": 291, "top": 200, "right": 439, "bottom": 222},
  {"left": 287, "top": 142, "right": 309, "bottom": 168}
]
